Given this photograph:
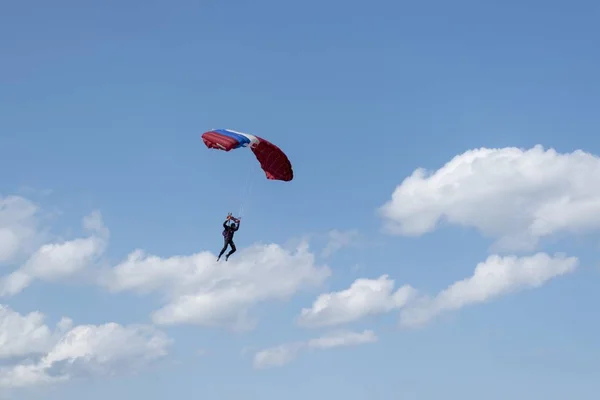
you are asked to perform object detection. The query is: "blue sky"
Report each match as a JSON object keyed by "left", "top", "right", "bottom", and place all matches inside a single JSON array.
[{"left": 1, "top": 0, "right": 600, "bottom": 399}]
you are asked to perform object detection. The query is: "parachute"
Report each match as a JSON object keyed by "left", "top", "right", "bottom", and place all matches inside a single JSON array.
[{"left": 201, "top": 129, "right": 294, "bottom": 181}]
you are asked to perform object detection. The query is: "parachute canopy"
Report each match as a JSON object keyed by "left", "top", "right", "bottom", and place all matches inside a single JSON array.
[{"left": 202, "top": 129, "right": 294, "bottom": 182}]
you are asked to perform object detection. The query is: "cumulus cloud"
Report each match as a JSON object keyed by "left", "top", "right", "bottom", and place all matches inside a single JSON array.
[
  {"left": 379, "top": 145, "right": 600, "bottom": 251},
  {"left": 0, "top": 305, "right": 71, "bottom": 359},
  {"left": 0, "top": 304, "right": 170, "bottom": 389},
  {"left": 297, "top": 275, "right": 416, "bottom": 328},
  {"left": 0, "top": 195, "right": 43, "bottom": 265},
  {"left": 102, "top": 241, "right": 331, "bottom": 330},
  {"left": 253, "top": 330, "right": 377, "bottom": 369},
  {"left": 0, "top": 186, "right": 580, "bottom": 389},
  {"left": 0, "top": 192, "right": 332, "bottom": 331},
  {"left": 297, "top": 253, "right": 577, "bottom": 330},
  {"left": 0, "top": 211, "right": 108, "bottom": 296},
  {"left": 399, "top": 253, "right": 578, "bottom": 328}
]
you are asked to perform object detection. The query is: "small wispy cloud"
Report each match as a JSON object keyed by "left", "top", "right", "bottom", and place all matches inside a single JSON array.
[
  {"left": 321, "top": 229, "right": 361, "bottom": 257},
  {"left": 253, "top": 330, "right": 377, "bottom": 369}
]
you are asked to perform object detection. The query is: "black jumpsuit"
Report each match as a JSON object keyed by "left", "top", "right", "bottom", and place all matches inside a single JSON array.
[{"left": 218, "top": 220, "right": 239, "bottom": 259}]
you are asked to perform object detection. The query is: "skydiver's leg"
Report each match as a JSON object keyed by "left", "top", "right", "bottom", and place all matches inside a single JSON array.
[
  {"left": 225, "top": 240, "right": 236, "bottom": 260},
  {"left": 218, "top": 238, "right": 229, "bottom": 260}
]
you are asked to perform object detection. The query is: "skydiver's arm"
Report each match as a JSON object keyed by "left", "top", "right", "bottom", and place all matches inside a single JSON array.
[{"left": 223, "top": 220, "right": 228, "bottom": 228}]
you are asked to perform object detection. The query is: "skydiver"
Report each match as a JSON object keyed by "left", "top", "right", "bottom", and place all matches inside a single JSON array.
[{"left": 217, "top": 213, "right": 241, "bottom": 261}]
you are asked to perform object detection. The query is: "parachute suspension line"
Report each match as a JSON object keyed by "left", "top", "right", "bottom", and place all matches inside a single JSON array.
[
  {"left": 238, "top": 165, "right": 255, "bottom": 218},
  {"left": 243, "top": 168, "right": 256, "bottom": 218},
  {"left": 237, "top": 161, "right": 256, "bottom": 219}
]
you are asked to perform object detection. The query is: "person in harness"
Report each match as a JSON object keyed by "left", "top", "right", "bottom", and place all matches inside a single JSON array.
[{"left": 217, "top": 213, "right": 240, "bottom": 261}]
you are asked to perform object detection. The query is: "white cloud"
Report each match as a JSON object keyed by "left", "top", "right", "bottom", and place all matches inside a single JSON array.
[
  {"left": 253, "top": 342, "right": 303, "bottom": 369},
  {"left": 379, "top": 145, "right": 600, "bottom": 251},
  {"left": 1, "top": 193, "right": 332, "bottom": 331},
  {"left": 0, "top": 195, "right": 42, "bottom": 265},
  {"left": 0, "top": 304, "right": 170, "bottom": 389},
  {"left": 306, "top": 329, "right": 378, "bottom": 349},
  {"left": 399, "top": 252, "right": 578, "bottom": 328},
  {"left": 297, "top": 275, "right": 416, "bottom": 328},
  {"left": 321, "top": 229, "right": 360, "bottom": 257},
  {"left": 253, "top": 330, "right": 377, "bottom": 369},
  {"left": 296, "top": 253, "right": 577, "bottom": 330},
  {"left": 0, "top": 211, "right": 108, "bottom": 296},
  {"left": 0, "top": 187, "right": 580, "bottom": 390},
  {"left": 103, "top": 241, "right": 331, "bottom": 330},
  {"left": 0, "top": 305, "right": 71, "bottom": 359}
]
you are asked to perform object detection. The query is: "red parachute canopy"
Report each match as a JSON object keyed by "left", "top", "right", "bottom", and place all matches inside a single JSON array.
[{"left": 202, "top": 129, "right": 294, "bottom": 182}]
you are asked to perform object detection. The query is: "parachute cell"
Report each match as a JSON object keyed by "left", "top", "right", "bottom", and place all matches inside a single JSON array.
[{"left": 202, "top": 129, "right": 294, "bottom": 181}]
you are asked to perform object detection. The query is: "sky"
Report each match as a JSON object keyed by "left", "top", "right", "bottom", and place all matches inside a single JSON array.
[{"left": 1, "top": 0, "right": 600, "bottom": 398}]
